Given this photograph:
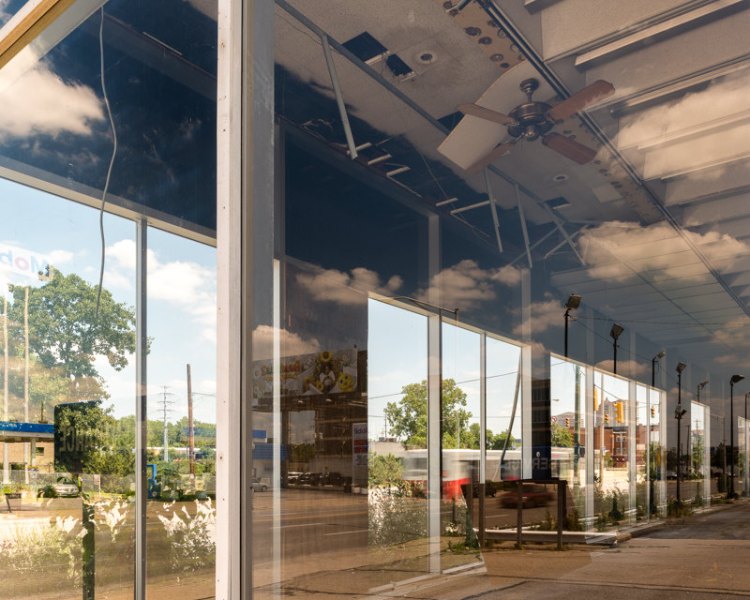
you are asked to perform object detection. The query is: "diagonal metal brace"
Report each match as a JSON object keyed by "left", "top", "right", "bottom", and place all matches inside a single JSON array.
[{"left": 320, "top": 33, "right": 358, "bottom": 159}]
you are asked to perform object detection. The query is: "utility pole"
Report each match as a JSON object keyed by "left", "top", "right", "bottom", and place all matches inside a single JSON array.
[
  {"left": 160, "top": 387, "right": 175, "bottom": 462},
  {"left": 187, "top": 364, "right": 195, "bottom": 476}
]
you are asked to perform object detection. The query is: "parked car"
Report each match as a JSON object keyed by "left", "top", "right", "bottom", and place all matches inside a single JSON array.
[
  {"left": 251, "top": 478, "right": 268, "bottom": 492},
  {"left": 500, "top": 483, "right": 553, "bottom": 508},
  {"left": 53, "top": 477, "right": 80, "bottom": 498},
  {"left": 321, "top": 472, "right": 345, "bottom": 486},
  {"left": 298, "top": 472, "right": 323, "bottom": 486}
]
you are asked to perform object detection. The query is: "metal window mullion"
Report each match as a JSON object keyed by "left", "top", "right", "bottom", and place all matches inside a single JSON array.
[
  {"left": 135, "top": 219, "right": 148, "bottom": 600},
  {"left": 480, "top": 333, "right": 486, "bottom": 484},
  {"left": 427, "top": 313, "right": 442, "bottom": 574}
]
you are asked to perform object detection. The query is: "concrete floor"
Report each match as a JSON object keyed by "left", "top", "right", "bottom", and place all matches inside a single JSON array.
[{"left": 356, "top": 499, "right": 750, "bottom": 600}]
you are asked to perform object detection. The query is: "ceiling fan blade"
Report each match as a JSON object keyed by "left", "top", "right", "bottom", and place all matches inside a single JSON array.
[
  {"left": 465, "top": 141, "right": 515, "bottom": 173},
  {"left": 547, "top": 80, "right": 615, "bottom": 121},
  {"left": 542, "top": 132, "right": 597, "bottom": 164},
  {"left": 458, "top": 103, "right": 516, "bottom": 126}
]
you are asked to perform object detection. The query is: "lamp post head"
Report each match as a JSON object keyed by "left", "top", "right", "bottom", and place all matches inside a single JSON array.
[
  {"left": 655, "top": 351, "right": 665, "bottom": 360},
  {"left": 731, "top": 374, "right": 745, "bottom": 385},
  {"left": 610, "top": 323, "right": 624, "bottom": 340},
  {"left": 698, "top": 380, "right": 709, "bottom": 391},
  {"left": 565, "top": 293, "right": 581, "bottom": 313},
  {"left": 676, "top": 362, "right": 687, "bottom": 374}
]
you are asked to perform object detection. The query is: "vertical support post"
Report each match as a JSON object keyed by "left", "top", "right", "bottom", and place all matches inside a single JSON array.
[
  {"left": 516, "top": 480, "right": 523, "bottom": 548},
  {"left": 483, "top": 169, "right": 503, "bottom": 254},
  {"left": 427, "top": 313, "right": 442, "bottom": 573},
  {"left": 82, "top": 501, "right": 95, "bottom": 600},
  {"left": 479, "top": 331, "right": 486, "bottom": 548},
  {"left": 24, "top": 286, "right": 29, "bottom": 485},
  {"left": 2, "top": 295, "right": 9, "bottom": 484},
  {"left": 272, "top": 258, "right": 282, "bottom": 589},
  {"left": 514, "top": 183, "right": 532, "bottom": 268},
  {"left": 520, "top": 269, "right": 532, "bottom": 479},
  {"left": 134, "top": 218, "right": 148, "bottom": 600},
  {"left": 557, "top": 480, "right": 565, "bottom": 550},
  {"left": 585, "top": 366, "right": 594, "bottom": 529}
]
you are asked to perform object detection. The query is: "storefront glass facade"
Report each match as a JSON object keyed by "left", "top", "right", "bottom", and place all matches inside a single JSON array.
[
  {"left": 2, "top": 0, "right": 750, "bottom": 598},
  {"left": 0, "top": 1, "right": 216, "bottom": 598}
]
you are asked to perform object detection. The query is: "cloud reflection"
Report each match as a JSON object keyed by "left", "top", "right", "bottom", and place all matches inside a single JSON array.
[
  {"left": 615, "top": 71, "right": 750, "bottom": 180},
  {"left": 0, "top": 51, "right": 104, "bottom": 139},
  {"left": 251, "top": 324, "right": 320, "bottom": 361},
  {"left": 416, "top": 259, "right": 521, "bottom": 310},
  {"left": 297, "top": 267, "right": 402, "bottom": 305},
  {"left": 578, "top": 221, "right": 748, "bottom": 283}
]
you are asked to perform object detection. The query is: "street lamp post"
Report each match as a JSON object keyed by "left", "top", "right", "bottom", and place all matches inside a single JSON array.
[
  {"left": 697, "top": 381, "right": 708, "bottom": 404},
  {"left": 610, "top": 323, "right": 624, "bottom": 375},
  {"left": 564, "top": 294, "right": 581, "bottom": 358},
  {"left": 652, "top": 351, "right": 665, "bottom": 388},
  {"left": 729, "top": 374, "right": 745, "bottom": 499},
  {"left": 675, "top": 362, "right": 687, "bottom": 504}
]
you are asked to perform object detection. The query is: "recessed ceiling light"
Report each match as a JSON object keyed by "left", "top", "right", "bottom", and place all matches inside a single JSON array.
[
  {"left": 417, "top": 51, "right": 437, "bottom": 65},
  {"left": 553, "top": 173, "right": 569, "bottom": 183}
]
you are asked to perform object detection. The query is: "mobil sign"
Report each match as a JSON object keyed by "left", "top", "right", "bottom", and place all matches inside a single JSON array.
[{"left": 0, "top": 243, "right": 50, "bottom": 282}]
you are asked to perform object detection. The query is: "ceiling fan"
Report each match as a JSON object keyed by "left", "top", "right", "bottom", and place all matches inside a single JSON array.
[{"left": 458, "top": 77, "right": 615, "bottom": 172}]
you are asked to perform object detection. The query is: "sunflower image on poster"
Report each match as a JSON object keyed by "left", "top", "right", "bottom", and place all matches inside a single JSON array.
[
  {"left": 302, "top": 349, "right": 357, "bottom": 395},
  {"left": 252, "top": 348, "right": 358, "bottom": 399}
]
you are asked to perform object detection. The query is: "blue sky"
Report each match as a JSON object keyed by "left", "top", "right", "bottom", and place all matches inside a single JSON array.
[{"left": 0, "top": 178, "right": 217, "bottom": 425}]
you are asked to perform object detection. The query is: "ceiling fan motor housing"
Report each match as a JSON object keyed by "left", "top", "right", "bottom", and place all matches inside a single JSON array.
[{"left": 507, "top": 78, "right": 554, "bottom": 141}]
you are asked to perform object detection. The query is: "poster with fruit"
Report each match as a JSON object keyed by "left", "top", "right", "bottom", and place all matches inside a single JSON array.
[{"left": 252, "top": 348, "right": 358, "bottom": 399}]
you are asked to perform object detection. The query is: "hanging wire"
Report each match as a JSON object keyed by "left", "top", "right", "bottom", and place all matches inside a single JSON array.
[{"left": 94, "top": 7, "right": 119, "bottom": 321}]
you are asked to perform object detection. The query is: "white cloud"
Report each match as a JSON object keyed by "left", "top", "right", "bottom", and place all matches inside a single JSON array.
[
  {"left": 512, "top": 296, "right": 563, "bottom": 337},
  {"left": 594, "top": 359, "right": 648, "bottom": 378},
  {"left": 578, "top": 221, "right": 749, "bottom": 283},
  {"left": 416, "top": 260, "right": 521, "bottom": 310},
  {"left": 0, "top": 51, "right": 104, "bottom": 139},
  {"left": 106, "top": 239, "right": 216, "bottom": 340},
  {"left": 296, "top": 266, "right": 402, "bottom": 305},
  {"left": 251, "top": 325, "right": 320, "bottom": 361},
  {"left": 48, "top": 250, "right": 74, "bottom": 265},
  {"left": 615, "top": 71, "right": 750, "bottom": 180}
]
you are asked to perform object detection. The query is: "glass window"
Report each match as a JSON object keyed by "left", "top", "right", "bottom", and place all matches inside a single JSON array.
[
  {"left": 0, "top": 0, "right": 217, "bottom": 596},
  {"left": 256, "top": 0, "right": 750, "bottom": 595},
  {"left": 146, "top": 227, "right": 216, "bottom": 598},
  {"left": 1, "top": 181, "right": 136, "bottom": 598}
]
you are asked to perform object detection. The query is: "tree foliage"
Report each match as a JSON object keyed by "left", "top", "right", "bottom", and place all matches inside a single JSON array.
[
  {"left": 385, "top": 379, "right": 471, "bottom": 449},
  {"left": 551, "top": 422, "right": 573, "bottom": 448},
  {"left": 384, "top": 379, "right": 520, "bottom": 450},
  {"left": 1, "top": 268, "right": 137, "bottom": 417},
  {"left": 368, "top": 453, "right": 404, "bottom": 489},
  {"left": 7, "top": 268, "right": 136, "bottom": 380}
]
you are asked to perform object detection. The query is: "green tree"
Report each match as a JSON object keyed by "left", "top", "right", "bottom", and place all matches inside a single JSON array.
[
  {"left": 7, "top": 268, "right": 136, "bottom": 392},
  {"left": 54, "top": 401, "right": 134, "bottom": 476},
  {"left": 551, "top": 421, "right": 573, "bottom": 448},
  {"left": 368, "top": 453, "right": 404, "bottom": 489},
  {"left": 384, "top": 379, "right": 471, "bottom": 449}
]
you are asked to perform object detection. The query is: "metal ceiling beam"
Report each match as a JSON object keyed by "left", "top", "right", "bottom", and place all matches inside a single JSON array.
[{"left": 574, "top": 0, "right": 746, "bottom": 68}]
